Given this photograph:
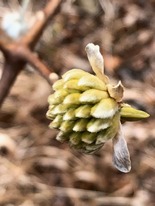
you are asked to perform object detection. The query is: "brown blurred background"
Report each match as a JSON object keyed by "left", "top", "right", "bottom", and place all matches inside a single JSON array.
[{"left": 0, "top": 0, "right": 154, "bottom": 205}]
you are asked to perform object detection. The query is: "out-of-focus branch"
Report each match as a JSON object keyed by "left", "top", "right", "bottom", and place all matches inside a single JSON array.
[
  {"left": 20, "top": 0, "right": 62, "bottom": 48},
  {"left": 0, "top": 0, "right": 63, "bottom": 108},
  {"left": 0, "top": 41, "right": 8, "bottom": 53},
  {"left": 20, "top": 47, "right": 58, "bottom": 84},
  {"left": 0, "top": 60, "right": 25, "bottom": 107}
]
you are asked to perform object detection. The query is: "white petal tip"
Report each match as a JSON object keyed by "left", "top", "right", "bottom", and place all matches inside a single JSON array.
[
  {"left": 113, "top": 157, "right": 131, "bottom": 173},
  {"left": 113, "top": 123, "right": 131, "bottom": 173},
  {"left": 85, "top": 43, "right": 104, "bottom": 76},
  {"left": 85, "top": 43, "right": 100, "bottom": 52}
]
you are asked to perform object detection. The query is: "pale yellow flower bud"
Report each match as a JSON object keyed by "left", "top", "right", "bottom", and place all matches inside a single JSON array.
[{"left": 47, "top": 43, "right": 150, "bottom": 173}]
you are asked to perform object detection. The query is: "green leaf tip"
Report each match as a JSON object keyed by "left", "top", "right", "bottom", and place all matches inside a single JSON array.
[{"left": 120, "top": 105, "right": 150, "bottom": 121}]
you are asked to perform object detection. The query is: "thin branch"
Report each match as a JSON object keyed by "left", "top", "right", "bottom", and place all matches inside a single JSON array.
[
  {"left": 0, "top": 60, "right": 25, "bottom": 107},
  {"left": 20, "top": 0, "right": 63, "bottom": 48},
  {"left": 0, "top": 41, "right": 8, "bottom": 53},
  {"left": 21, "top": 47, "right": 58, "bottom": 84},
  {"left": 0, "top": 0, "right": 63, "bottom": 108}
]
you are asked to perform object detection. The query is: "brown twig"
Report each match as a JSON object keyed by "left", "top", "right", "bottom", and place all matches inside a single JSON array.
[
  {"left": 0, "top": 0, "right": 63, "bottom": 108},
  {"left": 20, "top": 0, "right": 62, "bottom": 48},
  {"left": 0, "top": 60, "right": 25, "bottom": 107},
  {"left": 20, "top": 47, "right": 58, "bottom": 85}
]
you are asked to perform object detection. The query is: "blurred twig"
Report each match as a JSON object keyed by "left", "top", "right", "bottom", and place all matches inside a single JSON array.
[{"left": 0, "top": 0, "right": 63, "bottom": 108}]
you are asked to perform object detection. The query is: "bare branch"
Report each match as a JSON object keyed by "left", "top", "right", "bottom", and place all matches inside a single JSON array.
[
  {"left": 0, "top": 60, "right": 25, "bottom": 107},
  {"left": 20, "top": 47, "right": 58, "bottom": 84},
  {"left": 0, "top": 41, "right": 8, "bottom": 53},
  {"left": 0, "top": 0, "right": 63, "bottom": 108},
  {"left": 20, "top": 0, "right": 63, "bottom": 48}
]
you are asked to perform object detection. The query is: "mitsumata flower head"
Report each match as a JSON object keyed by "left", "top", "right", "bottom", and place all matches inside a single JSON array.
[{"left": 47, "top": 43, "right": 150, "bottom": 173}]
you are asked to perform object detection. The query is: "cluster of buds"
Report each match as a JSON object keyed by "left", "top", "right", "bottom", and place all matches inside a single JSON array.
[{"left": 47, "top": 43, "right": 149, "bottom": 173}]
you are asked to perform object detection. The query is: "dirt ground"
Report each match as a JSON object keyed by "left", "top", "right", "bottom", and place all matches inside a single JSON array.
[{"left": 0, "top": 0, "right": 155, "bottom": 206}]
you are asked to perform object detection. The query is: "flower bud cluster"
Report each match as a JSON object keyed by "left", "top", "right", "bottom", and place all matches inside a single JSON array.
[
  {"left": 47, "top": 43, "right": 149, "bottom": 172},
  {"left": 47, "top": 69, "right": 120, "bottom": 154}
]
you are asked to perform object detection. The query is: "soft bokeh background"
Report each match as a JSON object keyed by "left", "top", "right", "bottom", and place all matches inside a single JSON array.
[{"left": 0, "top": 0, "right": 154, "bottom": 205}]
